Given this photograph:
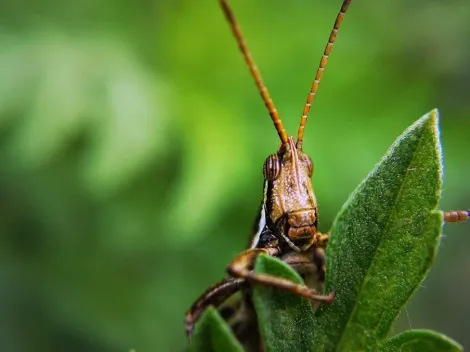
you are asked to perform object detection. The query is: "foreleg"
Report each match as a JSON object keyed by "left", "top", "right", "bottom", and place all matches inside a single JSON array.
[{"left": 227, "top": 248, "right": 335, "bottom": 303}]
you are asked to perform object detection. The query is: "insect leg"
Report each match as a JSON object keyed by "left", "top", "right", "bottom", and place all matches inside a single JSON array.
[
  {"left": 299, "top": 231, "right": 330, "bottom": 251},
  {"left": 317, "top": 232, "right": 330, "bottom": 247},
  {"left": 444, "top": 210, "right": 469, "bottom": 223},
  {"left": 227, "top": 248, "right": 335, "bottom": 303},
  {"left": 185, "top": 277, "right": 245, "bottom": 337},
  {"left": 281, "top": 248, "right": 331, "bottom": 310},
  {"left": 281, "top": 249, "right": 324, "bottom": 289}
]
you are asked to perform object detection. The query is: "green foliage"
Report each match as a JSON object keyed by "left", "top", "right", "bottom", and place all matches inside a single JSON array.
[
  {"left": 314, "top": 111, "right": 444, "bottom": 349},
  {"left": 252, "top": 255, "right": 315, "bottom": 352},
  {"left": 380, "top": 330, "right": 462, "bottom": 352},
  {"left": 190, "top": 111, "right": 462, "bottom": 351},
  {"left": 189, "top": 307, "right": 244, "bottom": 352},
  {"left": 1, "top": 1, "right": 470, "bottom": 351}
]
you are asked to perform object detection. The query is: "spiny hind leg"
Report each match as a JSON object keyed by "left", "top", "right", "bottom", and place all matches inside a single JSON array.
[
  {"left": 444, "top": 210, "right": 469, "bottom": 223},
  {"left": 185, "top": 277, "right": 245, "bottom": 337},
  {"left": 227, "top": 248, "right": 335, "bottom": 304}
]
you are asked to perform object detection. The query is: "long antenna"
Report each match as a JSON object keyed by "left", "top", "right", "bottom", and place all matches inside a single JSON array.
[
  {"left": 297, "top": 0, "right": 352, "bottom": 149},
  {"left": 219, "top": 0, "right": 289, "bottom": 144}
]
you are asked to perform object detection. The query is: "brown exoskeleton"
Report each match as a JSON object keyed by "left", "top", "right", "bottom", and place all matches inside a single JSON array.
[
  {"left": 185, "top": 0, "right": 469, "bottom": 349},
  {"left": 185, "top": 1, "right": 350, "bottom": 345}
]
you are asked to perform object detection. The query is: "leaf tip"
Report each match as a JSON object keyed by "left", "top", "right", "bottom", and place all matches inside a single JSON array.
[
  {"left": 417, "top": 108, "right": 439, "bottom": 127},
  {"left": 428, "top": 109, "right": 443, "bottom": 184},
  {"left": 415, "top": 109, "right": 443, "bottom": 185}
]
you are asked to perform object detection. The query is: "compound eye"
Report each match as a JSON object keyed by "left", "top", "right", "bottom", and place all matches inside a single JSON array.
[
  {"left": 305, "top": 155, "right": 314, "bottom": 177},
  {"left": 263, "top": 154, "right": 280, "bottom": 181}
]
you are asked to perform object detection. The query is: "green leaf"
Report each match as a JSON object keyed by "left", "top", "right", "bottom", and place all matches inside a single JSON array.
[
  {"left": 380, "top": 329, "right": 462, "bottom": 352},
  {"left": 313, "top": 110, "right": 444, "bottom": 350},
  {"left": 252, "top": 254, "right": 315, "bottom": 352},
  {"left": 188, "top": 110, "right": 460, "bottom": 352},
  {"left": 188, "top": 306, "right": 244, "bottom": 352}
]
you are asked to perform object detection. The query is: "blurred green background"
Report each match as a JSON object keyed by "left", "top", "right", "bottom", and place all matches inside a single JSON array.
[{"left": 0, "top": 0, "right": 469, "bottom": 351}]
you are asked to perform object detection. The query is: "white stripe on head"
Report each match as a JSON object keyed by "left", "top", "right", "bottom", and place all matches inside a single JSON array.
[{"left": 250, "top": 181, "right": 268, "bottom": 248}]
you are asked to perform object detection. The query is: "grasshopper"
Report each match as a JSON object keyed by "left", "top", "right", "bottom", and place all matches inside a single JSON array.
[{"left": 185, "top": 0, "right": 469, "bottom": 348}]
